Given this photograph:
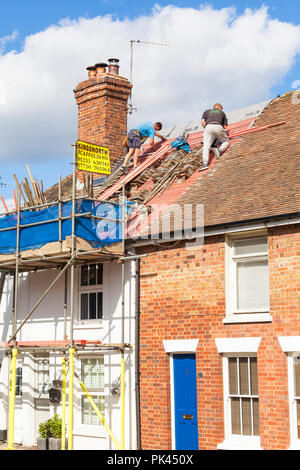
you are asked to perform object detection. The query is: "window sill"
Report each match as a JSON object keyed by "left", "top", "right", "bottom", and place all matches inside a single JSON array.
[
  {"left": 288, "top": 442, "right": 300, "bottom": 450},
  {"left": 74, "top": 322, "right": 103, "bottom": 330},
  {"left": 217, "top": 438, "right": 262, "bottom": 450},
  {"left": 223, "top": 313, "right": 272, "bottom": 324},
  {"left": 73, "top": 426, "right": 106, "bottom": 438}
]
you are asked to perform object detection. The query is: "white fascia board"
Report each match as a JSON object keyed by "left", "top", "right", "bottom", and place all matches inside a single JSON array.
[
  {"left": 215, "top": 337, "right": 261, "bottom": 354},
  {"left": 204, "top": 217, "right": 300, "bottom": 237},
  {"left": 278, "top": 336, "right": 300, "bottom": 353},
  {"left": 163, "top": 339, "right": 199, "bottom": 354}
]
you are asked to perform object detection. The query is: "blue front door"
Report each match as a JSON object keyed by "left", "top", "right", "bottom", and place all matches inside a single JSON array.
[{"left": 173, "top": 354, "right": 198, "bottom": 450}]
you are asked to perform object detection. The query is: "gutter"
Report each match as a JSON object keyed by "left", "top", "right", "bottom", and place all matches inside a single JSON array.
[
  {"left": 0, "top": 271, "right": 6, "bottom": 305},
  {"left": 128, "top": 213, "right": 300, "bottom": 248}
]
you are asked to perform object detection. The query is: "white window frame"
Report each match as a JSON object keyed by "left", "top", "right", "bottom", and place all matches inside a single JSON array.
[
  {"left": 216, "top": 337, "right": 262, "bottom": 450},
  {"left": 225, "top": 231, "right": 272, "bottom": 324},
  {"left": 278, "top": 337, "right": 300, "bottom": 449},
  {"left": 74, "top": 355, "right": 106, "bottom": 438},
  {"left": 78, "top": 263, "right": 103, "bottom": 323},
  {"left": 15, "top": 362, "right": 23, "bottom": 397},
  {"left": 35, "top": 354, "right": 50, "bottom": 398}
]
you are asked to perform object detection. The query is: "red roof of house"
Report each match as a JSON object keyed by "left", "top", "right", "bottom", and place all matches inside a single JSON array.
[{"left": 95, "top": 93, "right": 296, "bottom": 236}]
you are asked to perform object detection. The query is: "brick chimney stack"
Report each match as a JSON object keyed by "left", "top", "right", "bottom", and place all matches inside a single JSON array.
[{"left": 74, "top": 59, "right": 132, "bottom": 175}]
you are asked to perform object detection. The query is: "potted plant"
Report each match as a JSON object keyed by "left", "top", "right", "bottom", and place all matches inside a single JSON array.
[{"left": 37, "top": 414, "right": 65, "bottom": 450}]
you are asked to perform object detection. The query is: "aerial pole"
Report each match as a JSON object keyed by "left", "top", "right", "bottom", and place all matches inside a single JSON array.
[
  {"left": 128, "top": 39, "right": 170, "bottom": 114},
  {"left": 68, "top": 142, "right": 77, "bottom": 450}
]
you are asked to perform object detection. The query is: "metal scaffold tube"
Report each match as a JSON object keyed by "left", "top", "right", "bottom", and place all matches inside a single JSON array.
[
  {"left": 77, "top": 378, "right": 121, "bottom": 450},
  {"left": 61, "top": 356, "right": 67, "bottom": 450},
  {"left": 67, "top": 142, "right": 77, "bottom": 451},
  {"left": 8, "top": 256, "right": 75, "bottom": 344},
  {"left": 7, "top": 348, "right": 18, "bottom": 450},
  {"left": 13, "top": 188, "right": 21, "bottom": 346},
  {"left": 0, "top": 141, "right": 141, "bottom": 451},
  {"left": 67, "top": 347, "right": 75, "bottom": 450}
]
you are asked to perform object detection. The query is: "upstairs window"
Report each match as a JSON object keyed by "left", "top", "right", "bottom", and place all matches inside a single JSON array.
[
  {"left": 228, "top": 236, "right": 269, "bottom": 314},
  {"left": 79, "top": 264, "right": 103, "bottom": 321}
]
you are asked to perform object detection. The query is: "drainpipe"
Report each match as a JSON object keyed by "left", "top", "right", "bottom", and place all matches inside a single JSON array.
[
  {"left": 135, "top": 258, "right": 141, "bottom": 449},
  {"left": 0, "top": 272, "right": 6, "bottom": 305}
]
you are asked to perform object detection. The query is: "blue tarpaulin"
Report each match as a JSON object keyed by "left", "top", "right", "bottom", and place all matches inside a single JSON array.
[{"left": 0, "top": 199, "right": 133, "bottom": 254}]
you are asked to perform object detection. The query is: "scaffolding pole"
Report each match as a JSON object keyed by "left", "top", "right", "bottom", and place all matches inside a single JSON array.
[
  {"left": 0, "top": 151, "right": 136, "bottom": 451},
  {"left": 0, "top": 193, "right": 125, "bottom": 219},
  {"left": 61, "top": 356, "right": 67, "bottom": 450},
  {"left": 67, "top": 348, "right": 75, "bottom": 450},
  {"left": 8, "top": 256, "right": 75, "bottom": 344},
  {"left": 13, "top": 188, "right": 21, "bottom": 347},
  {"left": 7, "top": 348, "right": 18, "bottom": 450},
  {"left": 67, "top": 142, "right": 77, "bottom": 450},
  {"left": 78, "top": 377, "right": 121, "bottom": 450},
  {"left": 64, "top": 270, "right": 68, "bottom": 340},
  {"left": 58, "top": 174, "right": 62, "bottom": 251}
]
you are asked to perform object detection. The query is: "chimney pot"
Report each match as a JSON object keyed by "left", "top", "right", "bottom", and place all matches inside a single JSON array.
[
  {"left": 86, "top": 65, "right": 97, "bottom": 79},
  {"left": 95, "top": 62, "right": 108, "bottom": 76},
  {"left": 108, "top": 58, "right": 120, "bottom": 75}
]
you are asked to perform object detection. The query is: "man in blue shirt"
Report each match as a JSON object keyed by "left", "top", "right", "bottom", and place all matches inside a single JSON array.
[{"left": 121, "top": 121, "right": 166, "bottom": 172}]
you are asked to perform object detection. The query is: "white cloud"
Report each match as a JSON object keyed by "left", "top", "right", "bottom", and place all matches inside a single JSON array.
[
  {"left": 0, "top": 197, "right": 15, "bottom": 213},
  {"left": 0, "top": 31, "right": 18, "bottom": 54},
  {"left": 0, "top": 4, "right": 299, "bottom": 163}
]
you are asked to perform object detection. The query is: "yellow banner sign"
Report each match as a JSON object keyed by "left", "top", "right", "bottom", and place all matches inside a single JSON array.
[{"left": 76, "top": 140, "right": 111, "bottom": 175}]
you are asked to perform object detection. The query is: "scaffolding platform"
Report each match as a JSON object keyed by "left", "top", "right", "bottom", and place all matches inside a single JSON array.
[
  {"left": 0, "top": 148, "right": 136, "bottom": 450},
  {"left": 0, "top": 236, "right": 123, "bottom": 272},
  {"left": 0, "top": 196, "right": 132, "bottom": 272},
  {"left": 0, "top": 339, "right": 132, "bottom": 352}
]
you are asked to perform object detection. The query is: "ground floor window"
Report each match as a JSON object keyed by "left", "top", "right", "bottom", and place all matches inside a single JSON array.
[
  {"left": 15, "top": 365, "right": 23, "bottom": 396},
  {"left": 228, "top": 357, "right": 259, "bottom": 436},
  {"left": 36, "top": 356, "right": 50, "bottom": 396},
  {"left": 292, "top": 355, "right": 300, "bottom": 441},
  {"left": 80, "top": 357, "right": 105, "bottom": 425},
  {"left": 294, "top": 356, "right": 300, "bottom": 439},
  {"left": 278, "top": 337, "right": 300, "bottom": 449}
]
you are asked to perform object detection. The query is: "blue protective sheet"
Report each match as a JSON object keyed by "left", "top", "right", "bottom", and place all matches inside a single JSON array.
[{"left": 0, "top": 199, "right": 133, "bottom": 254}]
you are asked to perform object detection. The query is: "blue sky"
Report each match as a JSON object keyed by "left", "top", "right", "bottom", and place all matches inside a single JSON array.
[
  {"left": 0, "top": 0, "right": 299, "bottom": 205},
  {"left": 1, "top": 0, "right": 299, "bottom": 43}
]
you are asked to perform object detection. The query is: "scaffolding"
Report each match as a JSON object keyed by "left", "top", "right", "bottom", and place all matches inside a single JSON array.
[{"left": 0, "top": 144, "right": 140, "bottom": 450}]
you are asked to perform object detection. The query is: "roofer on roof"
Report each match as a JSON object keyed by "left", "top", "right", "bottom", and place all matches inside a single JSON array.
[
  {"left": 121, "top": 121, "right": 166, "bottom": 173},
  {"left": 200, "top": 103, "right": 230, "bottom": 171}
]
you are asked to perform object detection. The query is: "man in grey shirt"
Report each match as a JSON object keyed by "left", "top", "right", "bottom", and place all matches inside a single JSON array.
[{"left": 200, "top": 103, "right": 230, "bottom": 171}]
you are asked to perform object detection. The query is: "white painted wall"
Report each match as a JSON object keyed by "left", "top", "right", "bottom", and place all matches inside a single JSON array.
[{"left": 0, "top": 260, "right": 136, "bottom": 449}]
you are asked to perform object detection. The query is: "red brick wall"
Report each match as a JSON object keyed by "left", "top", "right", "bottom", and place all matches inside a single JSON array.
[
  {"left": 74, "top": 72, "right": 132, "bottom": 181},
  {"left": 138, "top": 224, "right": 300, "bottom": 450}
]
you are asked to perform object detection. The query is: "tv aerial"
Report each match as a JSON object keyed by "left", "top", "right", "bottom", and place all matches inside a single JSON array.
[{"left": 128, "top": 39, "right": 170, "bottom": 115}]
